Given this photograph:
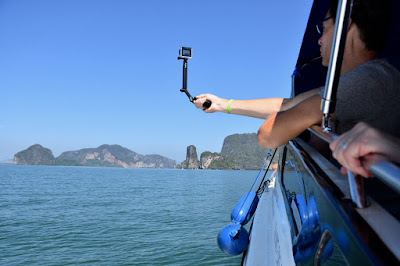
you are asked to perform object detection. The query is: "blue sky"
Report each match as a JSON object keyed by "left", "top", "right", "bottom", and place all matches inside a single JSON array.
[{"left": 0, "top": 0, "right": 313, "bottom": 162}]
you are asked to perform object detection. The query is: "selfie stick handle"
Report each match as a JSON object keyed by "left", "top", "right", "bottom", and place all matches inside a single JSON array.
[{"left": 199, "top": 99, "right": 212, "bottom": 109}]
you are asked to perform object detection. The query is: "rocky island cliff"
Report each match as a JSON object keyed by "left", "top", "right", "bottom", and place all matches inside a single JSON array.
[
  {"left": 178, "top": 145, "right": 200, "bottom": 169},
  {"left": 14, "top": 144, "right": 176, "bottom": 168},
  {"left": 178, "top": 133, "right": 277, "bottom": 170}
]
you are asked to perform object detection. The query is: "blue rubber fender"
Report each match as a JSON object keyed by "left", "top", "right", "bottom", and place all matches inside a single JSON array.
[
  {"left": 231, "top": 192, "right": 259, "bottom": 225},
  {"left": 217, "top": 223, "right": 250, "bottom": 255}
]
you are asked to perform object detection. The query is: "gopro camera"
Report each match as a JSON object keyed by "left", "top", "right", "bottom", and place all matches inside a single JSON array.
[{"left": 179, "top": 47, "right": 192, "bottom": 59}]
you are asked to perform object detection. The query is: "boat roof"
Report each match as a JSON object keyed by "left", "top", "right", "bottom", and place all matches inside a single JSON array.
[{"left": 294, "top": 0, "right": 400, "bottom": 96}]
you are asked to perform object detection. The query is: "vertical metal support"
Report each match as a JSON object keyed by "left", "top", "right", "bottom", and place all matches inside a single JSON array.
[
  {"left": 320, "top": 0, "right": 353, "bottom": 132},
  {"left": 347, "top": 170, "right": 369, "bottom": 208},
  {"left": 318, "top": 0, "right": 367, "bottom": 208}
]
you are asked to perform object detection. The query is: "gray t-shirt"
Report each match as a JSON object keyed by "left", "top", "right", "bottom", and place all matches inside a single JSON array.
[{"left": 318, "top": 59, "right": 400, "bottom": 137}]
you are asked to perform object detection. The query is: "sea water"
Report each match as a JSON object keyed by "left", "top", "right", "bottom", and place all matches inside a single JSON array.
[{"left": 0, "top": 164, "right": 258, "bottom": 265}]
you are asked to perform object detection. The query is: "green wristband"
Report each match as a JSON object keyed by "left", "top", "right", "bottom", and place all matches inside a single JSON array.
[{"left": 226, "top": 99, "right": 233, "bottom": 114}]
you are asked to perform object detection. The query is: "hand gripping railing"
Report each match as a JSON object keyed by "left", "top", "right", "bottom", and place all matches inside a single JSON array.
[{"left": 308, "top": 125, "right": 400, "bottom": 208}]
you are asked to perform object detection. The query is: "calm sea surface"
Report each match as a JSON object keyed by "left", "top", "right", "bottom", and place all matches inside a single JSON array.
[{"left": 0, "top": 164, "right": 259, "bottom": 265}]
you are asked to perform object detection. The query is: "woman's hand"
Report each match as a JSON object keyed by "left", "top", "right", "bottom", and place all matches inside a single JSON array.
[
  {"left": 330, "top": 122, "right": 400, "bottom": 177},
  {"left": 193, "top": 94, "right": 229, "bottom": 113}
]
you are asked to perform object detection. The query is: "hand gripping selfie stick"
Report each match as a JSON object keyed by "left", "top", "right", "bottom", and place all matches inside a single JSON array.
[{"left": 178, "top": 47, "right": 211, "bottom": 109}]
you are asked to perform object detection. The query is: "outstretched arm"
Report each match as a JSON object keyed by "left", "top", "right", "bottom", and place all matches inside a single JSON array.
[
  {"left": 257, "top": 94, "right": 323, "bottom": 149},
  {"left": 193, "top": 88, "right": 320, "bottom": 119}
]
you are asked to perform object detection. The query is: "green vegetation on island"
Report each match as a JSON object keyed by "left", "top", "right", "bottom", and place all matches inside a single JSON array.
[
  {"left": 207, "top": 156, "right": 236, "bottom": 170},
  {"left": 220, "top": 133, "right": 269, "bottom": 170},
  {"left": 14, "top": 144, "right": 56, "bottom": 165}
]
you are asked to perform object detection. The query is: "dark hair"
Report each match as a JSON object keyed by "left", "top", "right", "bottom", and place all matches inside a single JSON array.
[{"left": 329, "top": 0, "right": 391, "bottom": 51}]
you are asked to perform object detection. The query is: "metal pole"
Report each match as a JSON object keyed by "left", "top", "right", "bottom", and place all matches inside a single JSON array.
[
  {"left": 320, "top": 0, "right": 353, "bottom": 132},
  {"left": 318, "top": 0, "right": 368, "bottom": 208},
  {"left": 347, "top": 170, "right": 369, "bottom": 208}
]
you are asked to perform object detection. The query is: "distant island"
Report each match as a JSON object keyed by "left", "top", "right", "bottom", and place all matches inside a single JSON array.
[
  {"left": 13, "top": 133, "right": 276, "bottom": 170},
  {"left": 14, "top": 144, "right": 176, "bottom": 168}
]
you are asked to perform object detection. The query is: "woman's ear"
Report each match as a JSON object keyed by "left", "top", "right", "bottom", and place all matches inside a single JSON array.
[
  {"left": 347, "top": 18, "right": 353, "bottom": 30},
  {"left": 346, "top": 18, "right": 357, "bottom": 38}
]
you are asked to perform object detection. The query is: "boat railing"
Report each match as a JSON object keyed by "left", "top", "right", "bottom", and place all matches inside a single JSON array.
[
  {"left": 308, "top": 125, "right": 400, "bottom": 208},
  {"left": 292, "top": 136, "right": 400, "bottom": 262}
]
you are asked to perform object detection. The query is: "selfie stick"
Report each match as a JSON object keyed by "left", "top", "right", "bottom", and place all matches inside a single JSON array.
[
  {"left": 179, "top": 57, "right": 194, "bottom": 102},
  {"left": 178, "top": 53, "right": 211, "bottom": 109}
]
